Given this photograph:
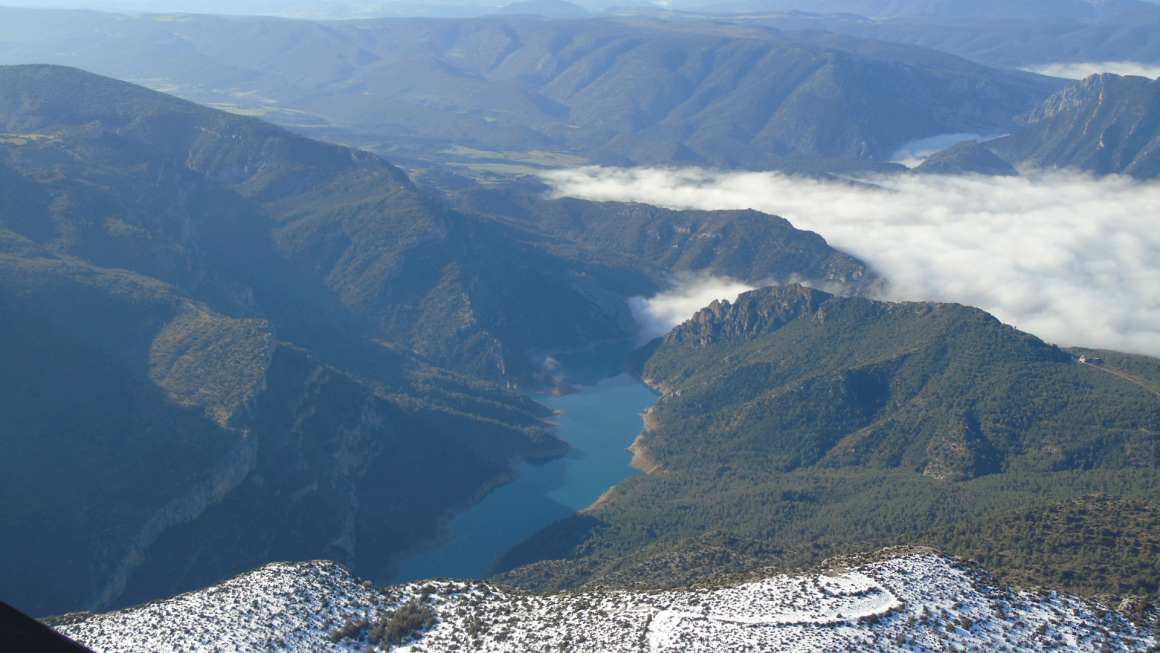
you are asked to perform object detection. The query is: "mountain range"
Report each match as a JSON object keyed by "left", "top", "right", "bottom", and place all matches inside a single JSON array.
[
  {"left": 0, "top": 63, "right": 868, "bottom": 617},
  {"left": 0, "top": 7, "right": 1064, "bottom": 172},
  {"left": 0, "top": 3, "right": 1158, "bottom": 645},
  {"left": 12, "top": 5, "right": 1160, "bottom": 180},
  {"left": 668, "top": 0, "right": 1153, "bottom": 21},
  {"left": 612, "top": 2, "right": 1160, "bottom": 70},
  {"left": 0, "top": 62, "right": 572, "bottom": 616}
]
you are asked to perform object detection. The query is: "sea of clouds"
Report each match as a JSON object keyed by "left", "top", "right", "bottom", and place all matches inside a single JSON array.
[
  {"left": 1021, "top": 62, "right": 1160, "bottom": 80},
  {"left": 543, "top": 167, "right": 1160, "bottom": 357}
]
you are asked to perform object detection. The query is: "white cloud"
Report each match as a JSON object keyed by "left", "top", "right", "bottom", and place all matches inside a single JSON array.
[
  {"left": 629, "top": 273, "right": 756, "bottom": 342},
  {"left": 1021, "top": 62, "right": 1160, "bottom": 80},
  {"left": 543, "top": 166, "right": 1160, "bottom": 357}
]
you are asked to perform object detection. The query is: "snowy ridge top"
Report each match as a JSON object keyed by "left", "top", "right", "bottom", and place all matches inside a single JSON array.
[{"left": 59, "top": 553, "right": 1160, "bottom": 653}]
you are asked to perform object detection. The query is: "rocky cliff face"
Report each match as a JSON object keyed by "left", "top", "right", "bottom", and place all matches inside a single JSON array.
[
  {"left": 664, "top": 285, "right": 831, "bottom": 346},
  {"left": 97, "top": 341, "right": 569, "bottom": 613},
  {"left": 989, "top": 73, "right": 1160, "bottom": 178},
  {"left": 1019, "top": 73, "right": 1122, "bottom": 125}
]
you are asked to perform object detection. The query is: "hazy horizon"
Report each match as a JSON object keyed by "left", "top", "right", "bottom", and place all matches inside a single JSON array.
[
  {"left": 3, "top": 0, "right": 1154, "bottom": 18},
  {"left": 0, "top": 0, "right": 674, "bottom": 18}
]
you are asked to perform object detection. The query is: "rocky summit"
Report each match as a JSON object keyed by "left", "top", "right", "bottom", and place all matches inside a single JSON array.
[{"left": 55, "top": 550, "right": 1158, "bottom": 653}]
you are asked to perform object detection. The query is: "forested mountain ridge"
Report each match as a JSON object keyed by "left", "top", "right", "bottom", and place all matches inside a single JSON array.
[
  {"left": 627, "top": 4, "right": 1160, "bottom": 71},
  {"left": 0, "top": 213, "right": 569, "bottom": 618},
  {"left": 641, "top": 284, "right": 1160, "bottom": 479},
  {"left": 666, "top": 0, "right": 1151, "bottom": 21},
  {"left": 0, "top": 64, "right": 868, "bottom": 384},
  {"left": 0, "top": 65, "right": 875, "bottom": 617},
  {"left": 0, "top": 64, "right": 579, "bottom": 616},
  {"left": 0, "top": 9, "right": 1065, "bottom": 170},
  {"left": 447, "top": 186, "right": 871, "bottom": 289},
  {"left": 491, "top": 285, "right": 1160, "bottom": 593},
  {"left": 0, "top": 63, "right": 636, "bottom": 384}
]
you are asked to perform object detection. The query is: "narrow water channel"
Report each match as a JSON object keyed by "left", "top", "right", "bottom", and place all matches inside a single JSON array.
[{"left": 393, "top": 366, "right": 660, "bottom": 583}]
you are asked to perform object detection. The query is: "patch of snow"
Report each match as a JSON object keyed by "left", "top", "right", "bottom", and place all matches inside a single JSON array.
[{"left": 58, "top": 552, "right": 1159, "bottom": 653}]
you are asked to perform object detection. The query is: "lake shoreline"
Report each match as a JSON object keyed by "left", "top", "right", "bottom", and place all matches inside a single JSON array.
[{"left": 391, "top": 371, "right": 660, "bottom": 584}]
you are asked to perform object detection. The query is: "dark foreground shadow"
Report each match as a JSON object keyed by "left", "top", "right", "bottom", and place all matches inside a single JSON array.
[{"left": 1, "top": 601, "right": 92, "bottom": 653}]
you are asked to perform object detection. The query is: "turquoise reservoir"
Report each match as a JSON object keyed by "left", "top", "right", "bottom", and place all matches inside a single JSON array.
[{"left": 393, "top": 371, "right": 659, "bottom": 582}]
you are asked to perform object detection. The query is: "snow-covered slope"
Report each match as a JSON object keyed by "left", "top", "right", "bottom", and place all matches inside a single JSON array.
[{"left": 57, "top": 549, "right": 1159, "bottom": 653}]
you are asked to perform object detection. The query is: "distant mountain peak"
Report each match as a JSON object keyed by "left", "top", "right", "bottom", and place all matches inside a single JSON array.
[
  {"left": 666, "top": 284, "right": 831, "bottom": 345},
  {"left": 914, "top": 139, "right": 1020, "bottom": 176},
  {"left": 1020, "top": 72, "right": 1124, "bottom": 125},
  {"left": 990, "top": 72, "right": 1160, "bottom": 177}
]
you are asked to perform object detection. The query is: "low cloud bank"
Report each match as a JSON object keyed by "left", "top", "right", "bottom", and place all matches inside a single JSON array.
[
  {"left": 1021, "top": 62, "right": 1160, "bottom": 80},
  {"left": 544, "top": 167, "right": 1160, "bottom": 357},
  {"left": 629, "top": 274, "right": 756, "bottom": 342}
]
